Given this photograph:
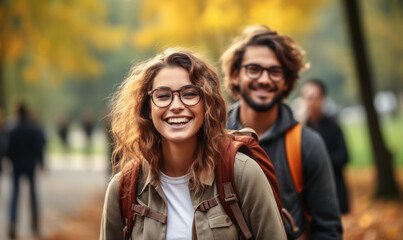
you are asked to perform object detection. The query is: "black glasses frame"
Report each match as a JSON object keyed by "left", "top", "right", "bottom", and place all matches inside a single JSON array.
[
  {"left": 240, "top": 64, "right": 288, "bottom": 82},
  {"left": 148, "top": 85, "right": 203, "bottom": 108}
]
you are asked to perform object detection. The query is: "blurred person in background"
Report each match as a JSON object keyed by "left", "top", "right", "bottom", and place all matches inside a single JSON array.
[
  {"left": 300, "top": 79, "right": 350, "bottom": 214},
  {"left": 80, "top": 107, "right": 95, "bottom": 155},
  {"left": 6, "top": 102, "right": 44, "bottom": 239},
  {"left": 0, "top": 108, "right": 8, "bottom": 190},
  {"left": 30, "top": 112, "right": 47, "bottom": 172},
  {"left": 100, "top": 48, "right": 286, "bottom": 239},
  {"left": 221, "top": 24, "right": 342, "bottom": 239},
  {"left": 57, "top": 112, "right": 71, "bottom": 152}
]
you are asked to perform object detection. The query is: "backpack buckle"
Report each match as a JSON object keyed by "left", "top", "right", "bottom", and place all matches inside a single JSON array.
[
  {"left": 200, "top": 201, "right": 210, "bottom": 211},
  {"left": 133, "top": 204, "right": 150, "bottom": 217},
  {"left": 224, "top": 193, "right": 237, "bottom": 203}
]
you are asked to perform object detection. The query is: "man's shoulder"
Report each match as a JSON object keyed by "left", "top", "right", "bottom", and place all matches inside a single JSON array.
[
  {"left": 226, "top": 101, "right": 241, "bottom": 129},
  {"left": 227, "top": 101, "right": 240, "bottom": 114}
]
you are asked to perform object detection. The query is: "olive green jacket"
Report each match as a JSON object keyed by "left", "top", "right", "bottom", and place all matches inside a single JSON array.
[{"left": 100, "top": 152, "right": 286, "bottom": 240}]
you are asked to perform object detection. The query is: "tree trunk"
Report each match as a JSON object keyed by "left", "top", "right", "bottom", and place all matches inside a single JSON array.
[
  {"left": 0, "top": 1, "right": 8, "bottom": 111},
  {"left": 342, "top": 0, "right": 400, "bottom": 198},
  {"left": 0, "top": 64, "right": 4, "bottom": 110}
]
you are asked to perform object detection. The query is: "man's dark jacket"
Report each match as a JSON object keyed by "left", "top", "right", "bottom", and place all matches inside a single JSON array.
[
  {"left": 7, "top": 119, "right": 43, "bottom": 173},
  {"left": 227, "top": 102, "right": 342, "bottom": 240},
  {"left": 307, "top": 116, "right": 349, "bottom": 214}
]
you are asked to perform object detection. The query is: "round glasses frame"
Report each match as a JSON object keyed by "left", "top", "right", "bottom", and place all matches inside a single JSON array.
[
  {"left": 148, "top": 85, "right": 203, "bottom": 108},
  {"left": 240, "top": 64, "right": 287, "bottom": 82}
]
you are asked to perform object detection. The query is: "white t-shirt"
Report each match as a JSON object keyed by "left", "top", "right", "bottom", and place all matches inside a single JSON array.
[{"left": 160, "top": 171, "right": 195, "bottom": 240}]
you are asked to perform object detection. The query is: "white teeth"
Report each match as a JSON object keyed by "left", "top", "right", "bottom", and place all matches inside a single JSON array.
[{"left": 167, "top": 117, "right": 190, "bottom": 124}]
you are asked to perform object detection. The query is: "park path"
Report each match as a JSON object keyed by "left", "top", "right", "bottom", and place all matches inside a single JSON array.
[{"left": 0, "top": 153, "right": 109, "bottom": 240}]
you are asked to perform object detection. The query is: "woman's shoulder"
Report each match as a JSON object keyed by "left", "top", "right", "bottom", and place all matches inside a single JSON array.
[
  {"left": 233, "top": 152, "right": 264, "bottom": 181},
  {"left": 107, "top": 172, "right": 122, "bottom": 195}
]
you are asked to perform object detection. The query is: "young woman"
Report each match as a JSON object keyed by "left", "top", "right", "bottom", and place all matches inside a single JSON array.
[{"left": 100, "top": 48, "right": 286, "bottom": 240}]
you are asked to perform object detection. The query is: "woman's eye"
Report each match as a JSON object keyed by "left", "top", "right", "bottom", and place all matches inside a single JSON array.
[
  {"left": 182, "top": 90, "right": 198, "bottom": 99},
  {"left": 156, "top": 93, "right": 171, "bottom": 100}
]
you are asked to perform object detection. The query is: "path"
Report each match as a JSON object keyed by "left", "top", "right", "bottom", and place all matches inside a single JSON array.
[{"left": 0, "top": 153, "right": 109, "bottom": 240}]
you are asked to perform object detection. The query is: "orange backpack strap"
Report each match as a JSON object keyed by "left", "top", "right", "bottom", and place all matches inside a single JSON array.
[
  {"left": 285, "top": 123, "right": 303, "bottom": 193},
  {"left": 285, "top": 124, "right": 312, "bottom": 222}
]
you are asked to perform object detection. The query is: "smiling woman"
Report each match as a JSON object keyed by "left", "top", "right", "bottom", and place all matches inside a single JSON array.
[
  {"left": 99, "top": 48, "right": 286, "bottom": 240},
  {"left": 149, "top": 67, "right": 205, "bottom": 151}
]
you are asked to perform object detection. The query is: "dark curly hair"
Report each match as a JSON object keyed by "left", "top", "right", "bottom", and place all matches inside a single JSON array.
[{"left": 221, "top": 24, "right": 308, "bottom": 100}]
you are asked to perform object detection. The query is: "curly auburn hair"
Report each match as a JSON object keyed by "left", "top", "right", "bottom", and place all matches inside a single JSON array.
[
  {"left": 221, "top": 24, "right": 308, "bottom": 100},
  {"left": 110, "top": 48, "right": 228, "bottom": 193}
]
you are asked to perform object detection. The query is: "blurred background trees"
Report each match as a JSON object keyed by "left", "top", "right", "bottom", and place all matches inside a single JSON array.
[
  {"left": 0, "top": 0, "right": 125, "bottom": 119},
  {"left": 0, "top": 0, "right": 402, "bottom": 197}
]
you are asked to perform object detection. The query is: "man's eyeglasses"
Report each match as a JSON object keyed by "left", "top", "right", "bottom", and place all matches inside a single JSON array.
[
  {"left": 148, "top": 85, "right": 203, "bottom": 108},
  {"left": 240, "top": 64, "right": 287, "bottom": 82}
]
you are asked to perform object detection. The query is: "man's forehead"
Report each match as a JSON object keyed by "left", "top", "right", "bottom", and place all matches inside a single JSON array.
[{"left": 242, "top": 45, "right": 281, "bottom": 66}]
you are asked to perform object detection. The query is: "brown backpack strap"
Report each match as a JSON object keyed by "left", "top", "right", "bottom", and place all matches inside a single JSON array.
[
  {"left": 216, "top": 137, "right": 253, "bottom": 239},
  {"left": 282, "top": 208, "right": 300, "bottom": 232},
  {"left": 223, "top": 183, "right": 253, "bottom": 239},
  {"left": 118, "top": 161, "right": 141, "bottom": 240},
  {"left": 217, "top": 134, "right": 284, "bottom": 239},
  {"left": 196, "top": 197, "right": 220, "bottom": 212},
  {"left": 132, "top": 204, "right": 167, "bottom": 223}
]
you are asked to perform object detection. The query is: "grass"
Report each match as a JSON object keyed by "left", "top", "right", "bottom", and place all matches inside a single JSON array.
[
  {"left": 44, "top": 114, "right": 403, "bottom": 168},
  {"left": 45, "top": 126, "right": 109, "bottom": 156},
  {"left": 46, "top": 139, "right": 108, "bottom": 155},
  {"left": 342, "top": 114, "right": 403, "bottom": 167}
]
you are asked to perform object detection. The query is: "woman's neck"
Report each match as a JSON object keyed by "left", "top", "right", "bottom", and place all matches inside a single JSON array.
[{"left": 161, "top": 137, "right": 198, "bottom": 177}]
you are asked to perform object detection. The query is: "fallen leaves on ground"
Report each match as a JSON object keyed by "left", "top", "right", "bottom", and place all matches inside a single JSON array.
[
  {"left": 342, "top": 167, "right": 403, "bottom": 240},
  {"left": 43, "top": 193, "right": 104, "bottom": 240}
]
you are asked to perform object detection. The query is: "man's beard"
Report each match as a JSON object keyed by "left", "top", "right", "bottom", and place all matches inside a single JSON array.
[{"left": 240, "top": 83, "right": 283, "bottom": 112}]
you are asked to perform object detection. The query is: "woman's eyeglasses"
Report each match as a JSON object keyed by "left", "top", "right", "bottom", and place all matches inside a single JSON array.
[{"left": 148, "top": 85, "right": 203, "bottom": 108}]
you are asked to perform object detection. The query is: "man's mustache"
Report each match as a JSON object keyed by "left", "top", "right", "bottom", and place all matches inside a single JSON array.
[{"left": 249, "top": 82, "right": 278, "bottom": 92}]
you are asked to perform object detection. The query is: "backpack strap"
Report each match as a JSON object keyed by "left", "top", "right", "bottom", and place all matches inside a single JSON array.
[
  {"left": 216, "top": 137, "right": 253, "bottom": 239},
  {"left": 285, "top": 123, "right": 312, "bottom": 222},
  {"left": 118, "top": 161, "right": 141, "bottom": 240},
  {"left": 223, "top": 182, "right": 252, "bottom": 239},
  {"left": 132, "top": 204, "right": 167, "bottom": 223},
  {"left": 224, "top": 132, "right": 283, "bottom": 220},
  {"left": 285, "top": 123, "right": 303, "bottom": 193}
]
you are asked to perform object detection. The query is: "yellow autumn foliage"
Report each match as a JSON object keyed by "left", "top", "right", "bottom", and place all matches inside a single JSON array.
[
  {"left": 0, "top": 0, "right": 126, "bottom": 84},
  {"left": 361, "top": 0, "right": 403, "bottom": 89},
  {"left": 133, "top": 0, "right": 324, "bottom": 54}
]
